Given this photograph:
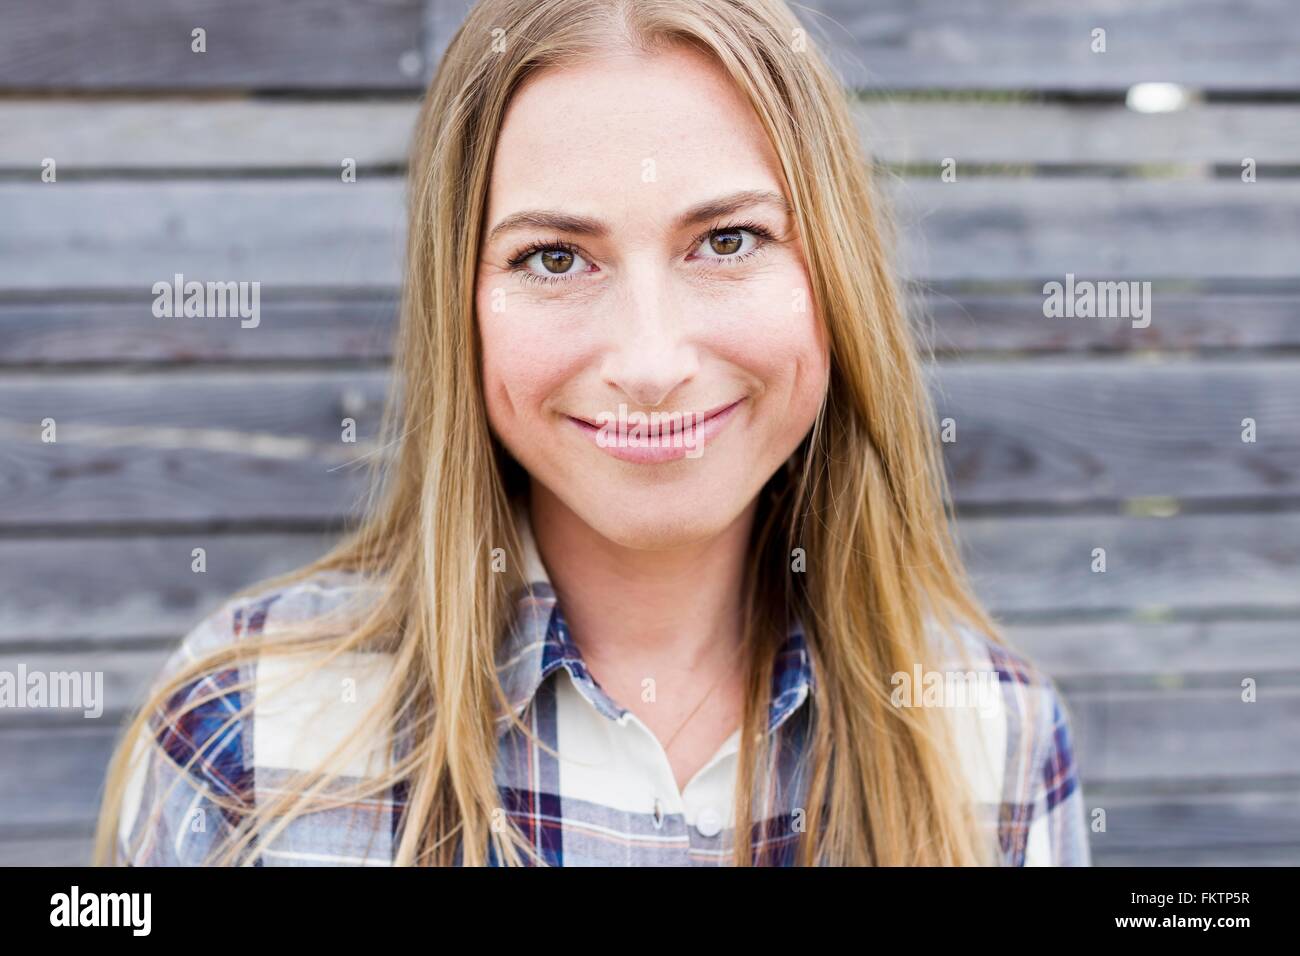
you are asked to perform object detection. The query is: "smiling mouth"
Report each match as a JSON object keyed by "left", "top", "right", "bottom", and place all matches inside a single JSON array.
[{"left": 567, "top": 399, "right": 742, "bottom": 434}]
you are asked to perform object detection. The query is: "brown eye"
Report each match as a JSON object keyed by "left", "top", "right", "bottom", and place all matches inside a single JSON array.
[
  {"left": 514, "top": 244, "right": 590, "bottom": 282},
  {"left": 708, "top": 230, "right": 743, "bottom": 256},
  {"left": 540, "top": 249, "right": 575, "bottom": 274}
]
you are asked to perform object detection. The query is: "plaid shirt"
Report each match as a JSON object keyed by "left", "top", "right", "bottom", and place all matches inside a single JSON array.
[{"left": 119, "top": 515, "right": 1091, "bottom": 866}]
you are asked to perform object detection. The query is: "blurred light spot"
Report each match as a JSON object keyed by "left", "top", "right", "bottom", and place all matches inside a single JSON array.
[
  {"left": 1124, "top": 496, "right": 1181, "bottom": 518},
  {"left": 1125, "top": 82, "right": 1190, "bottom": 113}
]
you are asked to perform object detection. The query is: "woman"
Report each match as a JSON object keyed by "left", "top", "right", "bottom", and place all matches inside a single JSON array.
[{"left": 95, "top": 0, "right": 1090, "bottom": 866}]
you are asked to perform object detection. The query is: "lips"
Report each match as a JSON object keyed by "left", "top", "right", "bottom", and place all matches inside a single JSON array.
[
  {"left": 565, "top": 397, "right": 746, "bottom": 464},
  {"left": 567, "top": 399, "right": 741, "bottom": 433}
]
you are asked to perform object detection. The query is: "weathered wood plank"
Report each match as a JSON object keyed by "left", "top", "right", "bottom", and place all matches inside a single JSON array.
[
  {"left": 0, "top": 835, "right": 93, "bottom": 866},
  {"left": 4, "top": 179, "right": 1300, "bottom": 290},
  {"left": 934, "top": 359, "right": 1300, "bottom": 506},
  {"left": 1068, "top": 687, "right": 1300, "bottom": 784},
  {"left": 961, "top": 513, "right": 1300, "bottom": 616},
  {"left": 892, "top": 178, "right": 1300, "bottom": 283},
  {"left": 1, "top": 360, "right": 1293, "bottom": 529},
  {"left": 429, "top": 0, "right": 1300, "bottom": 93},
  {"left": 1007, "top": 619, "right": 1300, "bottom": 681},
  {"left": 0, "top": 181, "right": 407, "bottom": 291},
  {"left": 919, "top": 293, "right": 1300, "bottom": 354},
  {"left": 0, "top": 101, "right": 417, "bottom": 171},
  {"left": 0, "top": 371, "right": 387, "bottom": 526},
  {"left": 0, "top": 533, "right": 338, "bottom": 644},
  {"left": 853, "top": 101, "right": 1300, "bottom": 166},
  {"left": 0, "top": 0, "right": 426, "bottom": 91},
  {"left": 2, "top": 512, "right": 1297, "bottom": 648},
  {"left": 1083, "top": 788, "right": 1300, "bottom": 853},
  {"left": 428, "top": 0, "right": 1300, "bottom": 94},
  {"left": 0, "top": 296, "right": 398, "bottom": 365},
  {"left": 9, "top": 0, "right": 1298, "bottom": 94},
  {"left": 0, "top": 727, "right": 119, "bottom": 828},
  {"left": 7, "top": 99, "right": 1298, "bottom": 172},
  {"left": 802, "top": 0, "right": 1300, "bottom": 91},
  {"left": 3, "top": 293, "right": 1297, "bottom": 365},
  {"left": 1093, "top": 844, "right": 1300, "bottom": 866}
]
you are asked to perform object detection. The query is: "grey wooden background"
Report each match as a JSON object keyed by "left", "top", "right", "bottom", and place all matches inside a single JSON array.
[{"left": 1, "top": 0, "right": 1297, "bottom": 866}]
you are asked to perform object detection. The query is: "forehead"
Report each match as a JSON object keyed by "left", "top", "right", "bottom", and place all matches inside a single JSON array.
[{"left": 485, "top": 45, "right": 784, "bottom": 221}]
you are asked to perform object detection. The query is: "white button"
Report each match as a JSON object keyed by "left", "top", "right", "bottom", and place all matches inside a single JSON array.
[{"left": 694, "top": 806, "right": 723, "bottom": 837}]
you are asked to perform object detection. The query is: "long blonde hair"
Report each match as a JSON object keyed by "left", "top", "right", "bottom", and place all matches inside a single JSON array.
[{"left": 96, "top": 0, "right": 1005, "bottom": 866}]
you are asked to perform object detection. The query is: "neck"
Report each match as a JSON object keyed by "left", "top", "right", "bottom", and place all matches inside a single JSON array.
[{"left": 526, "top": 484, "right": 756, "bottom": 676}]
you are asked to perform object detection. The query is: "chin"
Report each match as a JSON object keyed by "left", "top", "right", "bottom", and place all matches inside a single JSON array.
[{"left": 571, "top": 483, "right": 748, "bottom": 551}]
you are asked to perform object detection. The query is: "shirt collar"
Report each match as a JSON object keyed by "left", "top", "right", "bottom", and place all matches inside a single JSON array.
[{"left": 495, "top": 502, "right": 815, "bottom": 738}]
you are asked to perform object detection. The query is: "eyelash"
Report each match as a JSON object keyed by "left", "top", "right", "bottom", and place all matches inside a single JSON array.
[{"left": 505, "top": 219, "right": 777, "bottom": 286}]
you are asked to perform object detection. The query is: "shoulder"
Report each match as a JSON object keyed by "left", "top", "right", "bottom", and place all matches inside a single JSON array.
[
  {"left": 156, "top": 567, "right": 388, "bottom": 750},
  {"left": 154, "top": 568, "right": 379, "bottom": 717},
  {"left": 927, "top": 620, "right": 1090, "bottom": 865},
  {"left": 127, "top": 570, "right": 385, "bottom": 817},
  {"left": 156, "top": 568, "right": 377, "bottom": 679}
]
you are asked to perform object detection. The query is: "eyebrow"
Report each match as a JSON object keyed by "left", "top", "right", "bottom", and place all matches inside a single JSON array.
[{"left": 484, "top": 188, "right": 793, "bottom": 244}]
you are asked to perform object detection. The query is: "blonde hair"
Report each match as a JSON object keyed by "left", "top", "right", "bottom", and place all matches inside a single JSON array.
[{"left": 96, "top": 0, "right": 1005, "bottom": 866}]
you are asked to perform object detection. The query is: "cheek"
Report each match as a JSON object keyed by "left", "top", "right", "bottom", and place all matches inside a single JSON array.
[
  {"left": 706, "top": 269, "right": 828, "bottom": 413},
  {"left": 476, "top": 282, "right": 582, "bottom": 438}
]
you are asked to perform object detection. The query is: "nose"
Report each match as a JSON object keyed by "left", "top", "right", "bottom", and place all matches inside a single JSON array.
[{"left": 598, "top": 260, "right": 699, "bottom": 408}]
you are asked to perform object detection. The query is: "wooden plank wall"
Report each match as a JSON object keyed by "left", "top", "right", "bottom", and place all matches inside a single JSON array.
[{"left": 0, "top": 0, "right": 1297, "bottom": 866}]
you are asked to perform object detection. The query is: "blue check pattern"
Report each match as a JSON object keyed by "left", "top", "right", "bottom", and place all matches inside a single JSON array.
[{"left": 120, "top": 570, "right": 1090, "bottom": 866}]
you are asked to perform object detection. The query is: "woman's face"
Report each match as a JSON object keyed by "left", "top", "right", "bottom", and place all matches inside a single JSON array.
[{"left": 476, "top": 44, "right": 830, "bottom": 548}]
